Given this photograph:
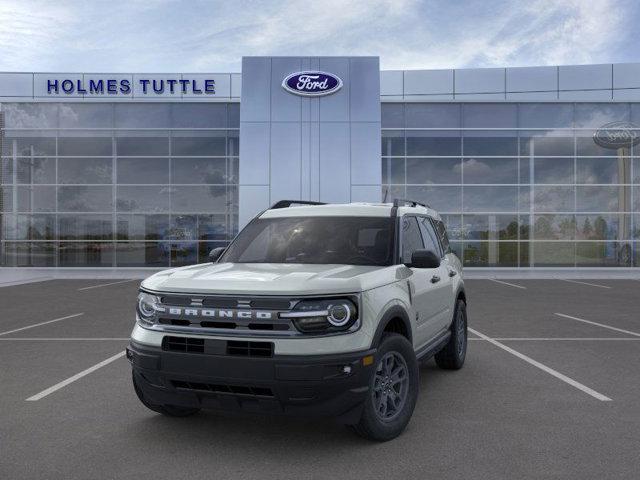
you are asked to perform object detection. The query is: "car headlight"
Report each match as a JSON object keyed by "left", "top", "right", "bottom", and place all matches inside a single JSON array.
[
  {"left": 281, "top": 298, "right": 359, "bottom": 334},
  {"left": 136, "top": 292, "right": 161, "bottom": 326}
]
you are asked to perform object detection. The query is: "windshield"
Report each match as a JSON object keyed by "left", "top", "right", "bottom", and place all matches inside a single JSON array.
[{"left": 221, "top": 216, "right": 394, "bottom": 266}]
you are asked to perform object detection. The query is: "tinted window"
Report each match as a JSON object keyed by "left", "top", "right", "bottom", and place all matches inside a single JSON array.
[
  {"left": 418, "top": 217, "right": 441, "bottom": 256},
  {"left": 401, "top": 216, "right": 424, "bottom": 264},
  {"left": 222, "top": 217, "right": 394, "bottom": 266}
]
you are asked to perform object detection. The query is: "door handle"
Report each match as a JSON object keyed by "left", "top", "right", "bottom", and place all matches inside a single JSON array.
[
  {"left": 448, "top": 270, "right": 457, "bottom": 277},
  {"left": 430, "top": 275, "right": 441, "bottom": 284}
]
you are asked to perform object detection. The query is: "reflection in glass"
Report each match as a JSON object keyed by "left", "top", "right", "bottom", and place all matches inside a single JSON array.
[
  {"left": 170, "top": 242, "right": 198, "bottom": 266},
  {"left": 59, "top": 242, "right": 114, "bottom": 267},
  {"left": 17, "top": 186, "right": 56, "bottom": 212},
  {"left": 58, "top": 158, "right": 112, "bottom": 184},
  {"left": 463, "top": 104, "right": 517, "bottom": 128},
  {"left": 116, "top": 214, "right": 170, "bottom": 241},
  {"left": 58, "top": 214, "right": 113, "bottom": 240},
  {"left": 171, "top": 186, "right": 228, "bottom": 212},
  {"left": 462, "top": 242, "right": 518, "bottom": 267},
  {"left": 58, "top": 186, "right": 113, "bottom": 212},
  {"left": 171, "top": 158, "right": 227, "bottom": 184},
  {"left": 114, "top": 104, "right": 171, "bottom": 128},
  {"left": 574, "top": 103, "right": 630, "bottom": 128},
  {"left": 518, "top": 104, "right": 573, "bottom": 129},
  {"left": 463, "top": 136, "right": 518, "bottom": 156},
  {"left": 462, "top": 215, "right": 519, "bottom": 240},
  {"left": 116, "top": 158, "right": 170, "bottom": 184},
  {"left": 59, "top": 104, "right": 113, "bottom": 128},
  {"left": 15, "top": 214, "right": 55, "bottom": 240},
  {"left": 406, "top": 186, "right": 461, "bottom": 212},
  {"left": 534, "top": 186, "right": 574, "bottom": 212},
  {"left": 3, "top": 104, "right": 58, "bottom": 128},
  {"left": 381, "top": 104, "right": 404, "bottom": 128},
  {"left": 16, "top": 157, "right": 56, "bottom": 184},
  {"left": 406, "top": 104, "right": 460, "bottom": 128},
  {"left": 115, "top": 242, "right": 169, "bottom": 267},
  {"left": 576, "top": 157, "right": 628, "bottom": 184},
  {"left": 406, "top": 158, "right": 461, "bottom": 184},
  {"left": 575, "top": 214, "right": 629, "bottom": 241},
  {"left": 116, "top": 186, "right": 171, "bottom": 213},
  {"left": 462, "top": 157, "right": 517, "bottom": 184},
  {"left": 58, "top": 137, "right": 113, "bottom": 156},
  {"left": 463, "top": 186, "right": 518, "bottom": 212},
  {"left": 576, "top": 186, "right": 623, "bottom": 212},
  {"left": 10, "top": 136, "right": 56, "bottom": 156},
  {"left": 532, "top": 242, "right": 575, "bottom": 266},
  {"left": 172, "top": 135, "right": 226, "bottom": 156},
  {"left": 533, "top": 215, "right": 576, "bottom": 240},
  {"left": 116, "top": 137, "right": 169, "bottom": 156},
  {"left": 381, "top": 130, "right": 404, "bottom": 156},
  {"left": 382, "top": 158, "right": 405, "bottom": 184},
  {"left": 520, "top": 134, "right": 573, "bottom": 157},
  {"left": 172, "top": 104, "right": 227, "bottom": 128},
  {"left": 2, "top": 242, "right": 56, "bottom": 267},
  {"left": 534, "top": 158, "right": 574, "bottom": 184},
  {"left": 576, "top": 242, "right": 631, "bottom": 267},
  {"left": 406, "top": 131, "right": 461, "bottom": 156}
]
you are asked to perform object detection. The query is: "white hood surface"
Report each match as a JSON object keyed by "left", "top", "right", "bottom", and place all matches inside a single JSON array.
[{"left": 141, "top": 262, "right": 402, "bottom": 295}]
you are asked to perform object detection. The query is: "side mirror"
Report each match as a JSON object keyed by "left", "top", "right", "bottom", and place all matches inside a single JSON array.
[
  {"left": 208, "top": 247, "right": 226, "bottom": 263},
  {"left": 407, "top": 249, "right": 440, "bottom": 269}
]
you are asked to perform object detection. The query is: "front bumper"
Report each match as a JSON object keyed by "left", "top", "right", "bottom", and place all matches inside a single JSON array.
[{"left": 127, "top": 340, "right": 376, "bottom": 423}]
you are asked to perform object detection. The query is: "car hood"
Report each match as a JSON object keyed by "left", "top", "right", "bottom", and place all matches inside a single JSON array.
[{"left": 141, "top": 262, "right": 401, "bottom": 295}]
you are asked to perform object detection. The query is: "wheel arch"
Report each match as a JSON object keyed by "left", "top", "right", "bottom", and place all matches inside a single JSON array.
[{"left": 371, "top": 305, "right": 413, "bottom": 348}]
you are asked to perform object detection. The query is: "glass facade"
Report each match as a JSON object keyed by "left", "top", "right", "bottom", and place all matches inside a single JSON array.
[
  {"left": 382, "top": 103, "right": 640, "bottom": 268},
  {"left": 0, "top": 102, "right": 239, "bottom": 267}
]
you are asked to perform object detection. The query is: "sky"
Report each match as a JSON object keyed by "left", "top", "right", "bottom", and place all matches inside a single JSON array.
[{"left": 0, "top": 0, "right": 638, "bottom": 72}]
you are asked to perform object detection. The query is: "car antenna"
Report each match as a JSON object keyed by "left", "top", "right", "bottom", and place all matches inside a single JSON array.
[{"left": 383, "top": 187, "right": 389, "bottom": 203}]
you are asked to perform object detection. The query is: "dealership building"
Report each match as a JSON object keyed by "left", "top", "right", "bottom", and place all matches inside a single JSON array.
[{"left": 0, "top": 56, "right": 639, "bottom": 270}]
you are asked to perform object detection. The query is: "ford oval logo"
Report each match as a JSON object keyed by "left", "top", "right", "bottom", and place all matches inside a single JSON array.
[
  {"left": 282, "top": 71, "right": 343, "bottom": 97},
  {"left": 593, "top": 121, "right": 640, "bottom": 149}
]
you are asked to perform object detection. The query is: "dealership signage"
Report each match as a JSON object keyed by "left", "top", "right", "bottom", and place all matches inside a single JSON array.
[
  {"left": 46, "top": 78, "right": 216, "bottom": 95},
  {"left": 282, "top": 71, "right": 342, "bottom": 96},
  {"left": 593, "top": 121, "right": 640, "bottom": 149}
]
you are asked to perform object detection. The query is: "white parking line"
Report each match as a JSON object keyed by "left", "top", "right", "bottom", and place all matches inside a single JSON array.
[
  {"left": 26, "top": 351, "right": 126, "bottom": 401},
  {"left": 488, "top": 279, "right": 526, "bottom": 290},
  {"left": 468, "top": 327, "right": 612, "bottom": 402},
  {"left": 558, "top": 279, "right": 611, "bottom": 289},
  {"left": 0, "top": 337, "right": 129, "bottom": 341},
  {"left": 554, "top": 313, "right": 640, "bottom": 337},
  {"left": 476, "top": 337, "right": 640, "bottom": 341},
  {"left": 78, "top": 279, "right": 138, "bottom": 291},
  {"left": 0, "top": 313, "right": 84, "bottom": 337}
]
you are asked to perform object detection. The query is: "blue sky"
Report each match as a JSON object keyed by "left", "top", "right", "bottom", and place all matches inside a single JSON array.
[{"left": 0, "top": 0, "right": 638, "bottom": 72}]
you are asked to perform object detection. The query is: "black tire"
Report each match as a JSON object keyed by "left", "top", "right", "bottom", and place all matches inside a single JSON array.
[
  {"left": 434, "top": 299, "right": 467, "bottom": 370},
  {"left": 132, "top": 372, "right": 200, "bottom": 417},
  {"left": 352, "top": 333, "right": 419, "bottom": 442}
]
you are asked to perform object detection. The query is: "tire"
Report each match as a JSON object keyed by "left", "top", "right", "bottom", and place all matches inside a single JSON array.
[
  {"left": 434, "top": 299, "right": 467, "bottom": 370},
  {"left": 352, "top": 333, "right": 419, "bottom": 442},
  {"left": 132, "top": 372, "right": 200, "bottom": 417}
]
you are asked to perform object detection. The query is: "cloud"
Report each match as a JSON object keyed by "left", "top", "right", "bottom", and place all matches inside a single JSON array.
[{"left": 0, "top": 0, "right": 636, "bottom": 72}]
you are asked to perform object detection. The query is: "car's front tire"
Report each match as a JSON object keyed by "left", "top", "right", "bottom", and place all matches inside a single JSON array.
[
  {"left": 434, "top": 299, "right": 467, "bottom": 370},
  {"left": 132, "top": 372, "right": 200, "bottom": 417},
  {"left": 352, "top": 333, "right": 419, "bottom": 442}
]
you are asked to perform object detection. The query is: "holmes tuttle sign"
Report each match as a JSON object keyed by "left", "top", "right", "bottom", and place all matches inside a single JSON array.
[
  {"left": 282, "top": 71, "right": 342, "bottom": 97},
  {"left": 593, "top": 121, "right": 640, "bottom": 149}
]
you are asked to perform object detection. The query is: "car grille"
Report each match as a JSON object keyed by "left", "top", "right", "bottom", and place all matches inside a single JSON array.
[
  {"left": 171, "top": 380, "right": 274, "bottom": 398},
  {"left": 162, "top": 336, "right": 274, "bottom": 358}
]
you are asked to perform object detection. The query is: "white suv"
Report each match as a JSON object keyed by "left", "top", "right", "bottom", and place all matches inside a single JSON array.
[{"left": 128, "top": 199, "right": 467, "bottom": 441}]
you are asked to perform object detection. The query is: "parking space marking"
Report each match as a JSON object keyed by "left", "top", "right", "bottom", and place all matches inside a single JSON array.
[
  {"left": 78, "top": 279, "right": 138, "bottom": 291},
  {"left": 0, "top": 313, "right": 84, "bottom": 337},
  {"left": 558, "top": 279, "right": 611, "bottom": 289},
  {"left": 468, "top": 327, "right": 612, "bottom": 402},
  {"left": 25, "top": 351, "right": 126, "bottom": 401},
  {"left": 477, "top": 337, "right": 640, "bottom": 341},
  {"left": 0, "top": 337, "right": 128, "bottom": 341},
  {"left": 488, "top": 279, "right": 526, "bottom": 289},
  {"left": 554, "top": 313, "right": 640, "bottom": 337}
]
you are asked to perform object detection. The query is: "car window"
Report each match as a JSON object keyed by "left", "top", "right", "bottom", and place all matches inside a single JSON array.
[
  {"left": 418, "top": 217, "right": 442, "bottom": 257},
  {"left": 434, "top": 220, "right": 451, "bottom": 253},
  {"left": 401, "top": 216, "right": 424, "bottom": 264}
]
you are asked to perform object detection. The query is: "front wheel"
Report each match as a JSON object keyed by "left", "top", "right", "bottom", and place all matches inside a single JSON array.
[
  {"left": 352, "top": 333, "right": 419, "bottom": 442},
  {"left": 434, "top": 299, "right": 467, "bottom": 370}
]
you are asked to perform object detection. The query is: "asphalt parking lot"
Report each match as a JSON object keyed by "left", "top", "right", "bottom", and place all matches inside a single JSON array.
[{"left": 1, "top": 278, "right": 639, "bottom": 480}]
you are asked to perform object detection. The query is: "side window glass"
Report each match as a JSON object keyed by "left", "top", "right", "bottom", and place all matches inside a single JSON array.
[
  {"left": 418, "top": 217, "right": 442, "bottom": 256},
  {"left": 435, "top": 220, "right": 451, "bottom": 253},
  {"left": 401, "top": 216, "right": 424, "bottom": 264}
]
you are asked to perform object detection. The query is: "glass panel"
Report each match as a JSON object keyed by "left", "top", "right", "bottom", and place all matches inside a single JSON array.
[
  {"left": 170, "top": 242, "right": 198, "bottom": 266},
  {"left": 58, "top": 137, "right": 113, "bottom": 156},
  {"left": 16, "top": 157, "right": 56, "bottom": 184},
  {"left": 463, "top": 186, "right": 518, "bottom": 212},
  {"left": 227, "top": 157, "right": 239, "bottom": 184},
  {"left": 15, "top": 214, "right": 55, "bottom": 240},
  {"left": 171, "top": 104, "right": 227, "bottom": 128},
  {"left": 381, "top": 103, "right": 404, "bottom": 128},
  {"left": 519, "top": 133, "right": 574, "bottom": 156},
  {"left": 115, "top": 242, "right": 170, "bottom": 267},
  {"left": 576, "top": 135, "right": 623, "bottom": 156},
  {"left": 116, "top": 158, "right": 169, "bottom": 184},
  {"left": 406, "top": 131, "right": 461, "bottom": 156},
  {"left": 576, "top": 242, "right": 632, "bottom": 267},
  {"left": 59, "top": 242, "right": 114, "bottom": 267},
  {"left": 449, "top": 241, "right": 463, "bottom": 262},
  {"left": 227, "top": 130, "right": 239, "bottom": 156},
  {"left": 1, "top": 186, "right": 12, "bottom": 211},
  {"left": 575, "top": 214, "right": 630, "bottom": 240},
  {"left": 114, "top": 104, "right": 171, "bottom": 128},
  {"left": 199, "top": 241, "right": 228, "bottom": 263},
  {"left": 518, "top": 104, "right": 573, "bottom": 129},
  {"left": 59, "top": 104, "right": 113, "bottom": 128},
  {"left": 58, "top": 186, "right": 113, "bottom": 212},
  {"left": 462, "top": 242, "right": 518, "bottom": 267},
  {"left": 381, "top": 130, "right": 404, "bottom": 156},
  {"left": 116, "top": 214, "right": 170, "bottom": 240},
  {"left": 574, "top": 103, "right": 630, "bottom": 128},
  {"left": 406, "top": 104, "right": 460, "bottom": 128},
  {"left": 406, "top": 158, "right": 461, "bottom": 184},
  {"left": 228, "top": 103, "right": 240, "bottom": 127},
  {"left": 58, "top": 158, "right": 112, "bottom": 184},
  {"left": 464, "top": 136, "right": 518, "bottom": 156},
  {"left": 2, "top": 104, "right": 58, "bottom": 128},
  {"left": 440, "top": 214, "right": 462, "bottom": 240},
  {"left": 463, "top": 104, "right": 517, "bottom": 128},
  {"left": 576, "top": 186, "right": 623, "bottom": 212},
  {"left": 519, "top": 157, "right": 530, "bottom": 184},
  {"left": 533, "top": 215, "right": 576, "bottom": 240},
  {"left": 17, "top": 186, "right": 56, "bottom": 212},
  {"left": 196, "top": 214, "right": 228, "bottom": 241},
  {"left": 519, "top": 241, "right": 530, "bottom": 267},
  {"left": 634, "top": 158, "right": 640, "bottom": 183},
  {"left": 116, "top": 186, "right": 170, "bottom": 213},
  {"left": 171, "top": 186, "right": 228, "bottom": 212},
  {"left": 382, "top": 158, "right": 405, "bottom": 184},
  {"left": 534, "top": 157, "right": 574, "bottom": 184},
  {"left": 634, "top": 242, "right": 640, "bottom": 267},
  {"left": 533, "top": 242, "right": 575, "bottom": 266},
  {"left": 462, "top": 157, "right": 517, "bottom": 184},
  {"left": 171, "top": 158, "right": 227, "bottom": 184},
  {"left": 576, "top": 157, "right": 628, "bottom": 184},
  {"left": 461, "top": 215, "right": 519, "bottom": 240},
  {"left": 116, "top": 136, "right": 169, "bottom": 156},
  {"left": 169, "top": 215, "right": 198, "bottom": 242},
  {"left": 519, "top": 215, "right": 530, "bottom": 240},
  {"left": 405, "top": 186, "right": 462, "bottom": 212},
  {"left": 171, "top": 133, "right": 226, "bottom": 156},
  {"left": 382, "top": 185, "right": 406, "bottom": 203},
  {"left": 533, "top": 186, "right": 575, "bottom": 212},
  {"left": 2, "top": 242, "right": 56, "bottom": 267},
  {"left": 634, "top": 215, "right": 640, "bottom": 239},
  {"left": 10, "top": 136, "right": 56, "bottom": 156},
  {"left": 58, "top": 214, "right": 113, "bottom": 240},
  {"left": 1, "top": 158, "right": 12, "bottom": 183}
]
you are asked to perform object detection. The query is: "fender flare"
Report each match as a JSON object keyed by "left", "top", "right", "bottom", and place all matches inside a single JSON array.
[{"left": 370, "top": 305, "right": 413, "bottom": 348}]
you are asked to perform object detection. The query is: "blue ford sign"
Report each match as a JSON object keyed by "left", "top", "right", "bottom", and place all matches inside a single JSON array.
[{"left": 282, "top": 71, "right": 342, "bottom": 97}]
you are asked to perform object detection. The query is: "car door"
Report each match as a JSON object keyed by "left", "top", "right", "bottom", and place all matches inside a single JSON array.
[
  {"left": 400, "top": 215, "right": 443, "bottom": 346},
  {"left": 418, "top": 216, "right": 453, "bottom": 333}
]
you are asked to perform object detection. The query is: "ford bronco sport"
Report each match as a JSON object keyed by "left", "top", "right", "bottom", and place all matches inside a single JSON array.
[{"left": 128, "top": 199, "right": 467, "bottom": 441}]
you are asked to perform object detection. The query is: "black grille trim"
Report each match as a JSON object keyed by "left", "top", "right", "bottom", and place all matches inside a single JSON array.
[
  {"left": 171, "top": 380, "right": 274, "bottom": 398},
  {"left": 162, "top": 336, "right": 204, "bottom": 353},
  {"left": 227, "top": 340, "right": 274, "bottom": 357}
]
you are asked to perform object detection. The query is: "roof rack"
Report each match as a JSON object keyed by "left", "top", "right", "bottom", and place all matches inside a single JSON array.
[
  {"left": 392, "top": 198, "right": 431, "bottom": 209},
  {"left": 270, "top": 200, "right": 327, "bottom": 209}
]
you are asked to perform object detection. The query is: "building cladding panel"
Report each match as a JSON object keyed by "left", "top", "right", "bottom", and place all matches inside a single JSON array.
[{"left": 0, "top": 59, "right": 639, "bottom": 268}]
